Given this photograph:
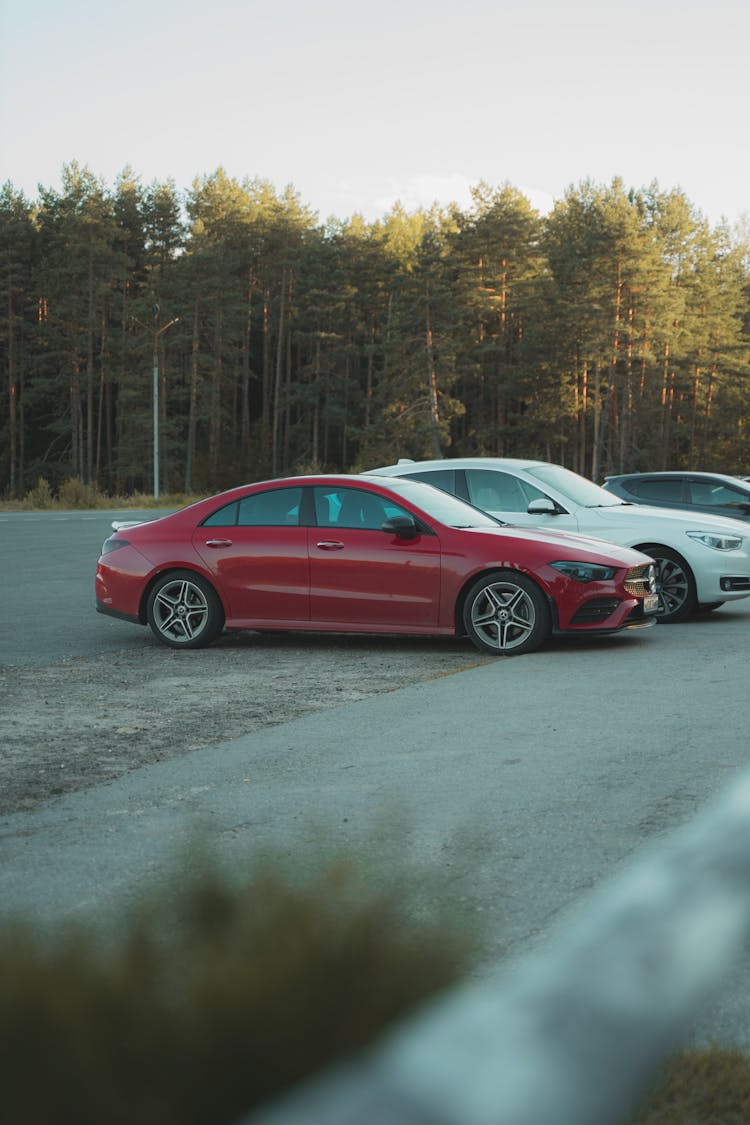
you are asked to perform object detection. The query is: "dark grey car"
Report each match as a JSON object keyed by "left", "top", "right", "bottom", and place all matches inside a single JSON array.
[{"left": 603, "top": 472, "right": 750, "bottom": 522}]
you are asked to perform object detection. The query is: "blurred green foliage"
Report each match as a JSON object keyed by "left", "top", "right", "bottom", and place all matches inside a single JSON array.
[
  {"left": 1, "top": 850, "right": 748, "bottom": 1124},
  {"left": 0, "top": 859, "right": 469, "bottom": 1125}
]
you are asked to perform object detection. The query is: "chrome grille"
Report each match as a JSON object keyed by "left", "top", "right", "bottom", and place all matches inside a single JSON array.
[{"left": 625, "top": 562, "right": 657, "bottom": 598}]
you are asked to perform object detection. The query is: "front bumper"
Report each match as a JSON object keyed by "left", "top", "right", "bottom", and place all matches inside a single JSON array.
[{"left": 690, "top": 544, "right": 750, "bottom": 603}]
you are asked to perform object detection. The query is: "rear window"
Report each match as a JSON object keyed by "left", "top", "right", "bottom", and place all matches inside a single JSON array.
[{"left": 202, "top": 487, "right": 302, "bottom": 527}]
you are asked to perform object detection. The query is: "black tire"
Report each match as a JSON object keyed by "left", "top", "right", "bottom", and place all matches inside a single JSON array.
[
  {"left": 462, "top": 571, "right": 551, "bottom": 656},
  {"left": 637, "top": 545, "right": 697, "bottom": 624},
  {"left": 146, "top": 570, "right": 224, "bottom": 649}
]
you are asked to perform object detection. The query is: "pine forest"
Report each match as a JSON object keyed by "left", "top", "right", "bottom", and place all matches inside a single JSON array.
[{"left": 1, "top": 162, "right": 749, "bottom": 500}]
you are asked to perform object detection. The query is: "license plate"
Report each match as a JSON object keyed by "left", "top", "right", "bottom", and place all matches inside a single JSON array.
[{"left": 643, "top": 593, "right": 659, "bottom": 614}]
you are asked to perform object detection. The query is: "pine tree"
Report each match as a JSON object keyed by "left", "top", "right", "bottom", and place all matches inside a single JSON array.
[{"left": 0, "top": 183, "right": 37, "bottom": 495}]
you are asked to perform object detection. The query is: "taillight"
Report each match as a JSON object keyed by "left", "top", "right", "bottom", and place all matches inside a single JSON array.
[{"left": 101, "top": 537, "right": 130, "bottom": 556}]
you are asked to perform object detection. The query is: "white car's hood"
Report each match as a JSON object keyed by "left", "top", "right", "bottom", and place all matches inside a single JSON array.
[{"left": 580, "top": 503, "right": 748, "bottom": 535}]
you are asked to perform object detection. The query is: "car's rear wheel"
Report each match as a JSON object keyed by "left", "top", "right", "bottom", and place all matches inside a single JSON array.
[
  {"left": 463, "top": 571, "right": 550, "bottom": 656},
  {"left": 146, "top": 570, "right": 224, "bottom": 649},
  {"left": 637, "top": 546, "right": 697, "bottom": 623}
]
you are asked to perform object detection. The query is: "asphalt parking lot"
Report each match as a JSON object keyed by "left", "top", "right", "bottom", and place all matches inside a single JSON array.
[{"left": 2, "top": 509, "right": 750, "bottom": 1054}]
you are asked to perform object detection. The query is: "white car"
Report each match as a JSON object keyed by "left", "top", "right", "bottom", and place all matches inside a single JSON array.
[{"left": 370, "top": 458, "right": 750, "bottom": 623}]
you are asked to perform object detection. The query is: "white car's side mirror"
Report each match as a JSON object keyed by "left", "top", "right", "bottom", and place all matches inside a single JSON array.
[{"left": 527, "top": 498, "right": 557, "bottom": 514}]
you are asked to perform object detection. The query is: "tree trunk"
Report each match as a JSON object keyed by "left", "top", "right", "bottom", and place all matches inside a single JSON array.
[
  {"left": 604, "top": 262, "right": 622, "bottom": 478},
  {"left": 699, "top": 344, "right": 718, "bottom": 464},
  {"left": 241, "top": 273, "right": 253, "bottom": 466},
  {"left": 282, "top": 328, "right": 292, "bottom": 472},
  {"left": 160, "top": 346, "right": 169, "bottom": 491},
  {"left": 6, "top": 290, "right": 17, "bottom": 494},
  {"left": 619, "top": 295, "right": 634, "bottom": 473},
  {"left": 312, "top": 334, "right": 321, "bottom": 467},
  {"left": 95, "top": 311, "right": 107, "bottom": 484},
  {"left": 341, "top": 353, "right": 350, "bottom": 467},
  {"left": 209, "top": 307, "right": 223, "bottom": 485},
  {"left": 86, "top": 255, "right": 95, "bottom": 485},
  {"left": 261, "top": 291, "right": 272, "bottom": 468},
  {"left": 424, "top": 284, "right": 442, "bottom": 459},
  {"left": 271, "top": 269, "right": 287, "bottom": 476},
  {"left": 70, "top": 359, "right": 83, "bottom": 480},
  {"left": 591, "top": 361, "right": 602, "bottom": 482},
  {"left": 660, "top": 341, "right": 672, "bottom": 470},
  {"left": 185, "top": 295, "right": 200, "bottom": 494}
]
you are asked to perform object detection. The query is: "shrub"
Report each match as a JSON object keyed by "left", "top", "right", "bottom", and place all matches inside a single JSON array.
[
  {"left": 0, "top": 859, "right": 469, "bottom": 1125},
  {"left": 25, "top": 476, "right": 54, "bottom": 509},
  {"left": 56, "top": 477, "right": 101, "bottom": 509}
]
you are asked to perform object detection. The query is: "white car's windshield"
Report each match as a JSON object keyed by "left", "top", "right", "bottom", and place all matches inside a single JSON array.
[
  {"left": 371, "top": 476, "right": 501, "bottom": 528},
  {"left": 526, "top": 465, "right": 626, "bottom": 508}
]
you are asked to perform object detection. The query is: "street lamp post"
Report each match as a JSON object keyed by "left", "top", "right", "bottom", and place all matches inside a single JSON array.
[{"left": 152, "top": 315, "right": 179, "bottom": 501}]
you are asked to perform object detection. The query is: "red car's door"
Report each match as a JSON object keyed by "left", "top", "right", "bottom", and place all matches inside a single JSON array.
[
  {"left": 308, "top": 485, "right": 441, "bottom": 627},
  {"left": 192, "top": 486, "right": 310, "bottom": 624}
]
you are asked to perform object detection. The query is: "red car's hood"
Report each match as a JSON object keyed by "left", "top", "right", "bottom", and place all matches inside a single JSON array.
[{"left": 460, "top": 523, "right": 649, "bottom": 567}]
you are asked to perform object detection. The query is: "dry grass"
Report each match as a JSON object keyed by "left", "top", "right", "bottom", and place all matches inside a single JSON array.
[
  {"left": 0, "top": 476, "right": 200, "bottom": 512},
  {"left": 632, "top": 1045, "right": 750, "bottom": 1124}
]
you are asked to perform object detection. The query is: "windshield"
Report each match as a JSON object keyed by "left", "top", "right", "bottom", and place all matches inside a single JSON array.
[
  {"left": 368, "top": 476, "right": 502, "bottom": 528},
  {"left": 526, "top": 464, "right": 625, "bottom": 508}
]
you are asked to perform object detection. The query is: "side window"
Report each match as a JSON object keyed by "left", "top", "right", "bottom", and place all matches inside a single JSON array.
[
  {"left": 313, "top": 487, "right": 394, "bottom": 530},
  {"left": 314, "top": 489, "right": 343, "bottom": 528},
  {"left": 688, "top": 481, "right": 748, "bottom": 510},
  {"left": 202, "top": 501, "right": 238, "bottom": 527},
  {"left": 631, "top": 479, "right": 684, "bottom": 502},
  {"left": 465, "top": 469, "right": 543, "bottom": 512},
  {"left": 236, "top": 487, "right": 302, "bottom": 527},
  {"left": 405, "top": 469, "right": 457, "bottom": 495}
]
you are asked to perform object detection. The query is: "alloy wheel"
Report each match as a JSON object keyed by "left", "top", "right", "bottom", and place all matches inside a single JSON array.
[
  {"left": 151, "top": 577, "right": 211, "bottom": 643},
  {"left": 469, "top": 579, "right": 538, "bottom": 652},
  {"left": 654, "top": 556, "right": 692, "bottom": 620}
]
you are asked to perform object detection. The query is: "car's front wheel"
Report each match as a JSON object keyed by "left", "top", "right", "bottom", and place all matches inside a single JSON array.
[
  {"left": 636, "top": 545, "right": 696, "bottom": 623},
  {"left": 146, "top": 570, "right": 225, "bottom": 649},
  {"left": 462, "top": 571, "right": 550, "bottom": 656}
]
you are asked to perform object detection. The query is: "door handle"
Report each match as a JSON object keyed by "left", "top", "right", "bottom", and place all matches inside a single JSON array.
[
  {"left": 205, "top": 538, "right": 233, "bottom": 548},
  {"left": 316, "top": 540, "right": 345, "bottom": 550}
]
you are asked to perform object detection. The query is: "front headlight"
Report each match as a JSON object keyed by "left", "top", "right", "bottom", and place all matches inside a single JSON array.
[
  {"left": 549, "top": 560, "right": 616, "bottom": 582},
  {"left": 686, "top": 531, "right": 743, "bottom": 551}
]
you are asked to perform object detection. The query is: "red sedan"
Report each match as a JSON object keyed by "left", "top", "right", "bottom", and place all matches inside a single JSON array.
[{"left": 96, "top": 475, "right": 658, "bottom": 656}]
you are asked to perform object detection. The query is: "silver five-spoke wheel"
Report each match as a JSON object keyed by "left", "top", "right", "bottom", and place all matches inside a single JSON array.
[
  {"left": 146, "top": 570, "right": 224, "bottom": 648},
  {"left": 463, "top": 571, "right": 550, "bottom": 656}
]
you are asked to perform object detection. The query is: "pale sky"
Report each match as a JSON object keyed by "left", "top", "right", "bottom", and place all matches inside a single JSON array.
[{"left": 1, "top": 0, "right": 748, "bottom": 226}]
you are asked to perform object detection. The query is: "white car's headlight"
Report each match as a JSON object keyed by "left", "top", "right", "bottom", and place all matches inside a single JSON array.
[{"left": 686, "top": 531, "right": 743, "bottom": 551}]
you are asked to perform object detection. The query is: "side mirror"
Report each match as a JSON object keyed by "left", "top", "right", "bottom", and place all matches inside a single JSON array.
[
  {"left": 527, "top": 498, "right": 557, "bottom": 515},
  {"left": 382, "top": 515, "right": 418, "bottom": 540}
]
